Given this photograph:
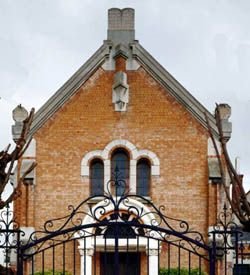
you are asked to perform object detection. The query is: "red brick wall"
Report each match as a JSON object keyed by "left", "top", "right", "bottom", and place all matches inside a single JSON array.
[{"left": 15, "top": 56, "right": 217, "bottom": 273}]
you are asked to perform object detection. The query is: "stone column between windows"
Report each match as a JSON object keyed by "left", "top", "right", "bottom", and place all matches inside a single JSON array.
[
  {"left": 104, "top": 159, "right": 111, "bottom": 193},
  {"left": 130, "top": 160, "right": 136, "bottom": 194},
  {"left": 147, "top": 248, "right": 159, "bottom": 275},
  {"left": 79, "top": 247, "right": 93, "bottom": 275}
]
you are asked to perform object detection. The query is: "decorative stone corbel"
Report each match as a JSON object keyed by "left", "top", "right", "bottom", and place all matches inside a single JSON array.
[{"left": 112, "top": 71, "right": 129, "bottom": 111}]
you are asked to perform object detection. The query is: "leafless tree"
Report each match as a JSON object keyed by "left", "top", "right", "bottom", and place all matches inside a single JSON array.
[
  {"left": 0, "top": 108, "right": 36, "bottom": 209},
  {"left": 206, "top": 105, "right": 250, "bottom": 230}
]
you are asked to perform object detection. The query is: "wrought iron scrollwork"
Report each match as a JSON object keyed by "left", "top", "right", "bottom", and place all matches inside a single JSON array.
[
  {"left": 0, "top": 203, "right": 24, "bottom": 271},
  {"left": 208, "top": 204, "right": 247, "bottom": 263},
  {"left": 18, "top": 171, "right": 210, "bottom": 259}
]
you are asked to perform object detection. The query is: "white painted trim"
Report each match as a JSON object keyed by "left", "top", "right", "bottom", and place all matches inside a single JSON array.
[
  {"left": 80, "top": 139, "right": 160, "bottom": 199},
  {"left": 76, "top": 197, "right": 159, "bottom": 275},
  {"left": 81, "top": 139, "right": 160, "bottom": 179},
  {"left": 103, "top": 139, "right": 137, "bottom": 158},
  {"left": 81, "top": 150, "right": 103, "bottom": 176},
  {"left": 136, "top": 149, "right": 160, "bottom": 176}
]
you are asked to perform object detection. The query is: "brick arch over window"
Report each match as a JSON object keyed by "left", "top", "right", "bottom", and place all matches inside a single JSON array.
[{"left": 81, "top": 139, "right": 160, "bottom": 194}]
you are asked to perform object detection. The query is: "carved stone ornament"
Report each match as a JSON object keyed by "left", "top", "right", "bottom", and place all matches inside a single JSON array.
[
  {"left": 112, "top": 71, "right": 129, "bottom": 111},
  {"left": 12, "top": 104, "right": 29, "bottom": 142}
]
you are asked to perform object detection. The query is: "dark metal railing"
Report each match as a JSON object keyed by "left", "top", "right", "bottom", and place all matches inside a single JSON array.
[{"left": 2, "top": 174, "right": 249, "bottom": 274}]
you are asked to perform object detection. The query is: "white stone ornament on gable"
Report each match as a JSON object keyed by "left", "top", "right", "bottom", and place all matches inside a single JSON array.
[
  {"left": 12, "top": 104, "right": 29, "bottom": 142},
  {"left": 112, "top": 71, "right": 129, "bottom": 111}
]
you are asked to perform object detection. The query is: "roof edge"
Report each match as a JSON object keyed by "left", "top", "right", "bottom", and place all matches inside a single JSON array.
[
  {"left": 30, "top": 43, "right": 110, "bottom": 136},
  {"left": 29, "top": 40, "right": 219, "bottom": 139},
  {"left": 131, "top": 43, "right": 218, "bottom": 137}
]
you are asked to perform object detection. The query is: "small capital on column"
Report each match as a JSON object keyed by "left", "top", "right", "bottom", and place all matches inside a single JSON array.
[
  {"left": 147, "top": 249, "right": 159, "bottom": 256},
  {"left": 79, "top": 248, "right": 94, "bottom": 256}
]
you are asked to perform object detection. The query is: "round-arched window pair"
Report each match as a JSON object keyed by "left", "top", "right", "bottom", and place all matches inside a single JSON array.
[{"left": 90, "top": 149, "right": 150, "bottom": 196}]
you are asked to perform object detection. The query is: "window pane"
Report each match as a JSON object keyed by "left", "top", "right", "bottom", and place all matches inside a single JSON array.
[
  {"left": 90, "top": 159, "right": 104, "bottom": 196},
  {"left": 136, "top": 159, "right": 150, "bottom": 196},
  {"left": 111, "top": 149, "right": 129, "bottom": 195}
]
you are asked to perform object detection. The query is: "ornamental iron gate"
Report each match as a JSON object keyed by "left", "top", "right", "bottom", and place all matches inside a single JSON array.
[{"left": 0, "top": 174, "right": 249, "bottom": 274}]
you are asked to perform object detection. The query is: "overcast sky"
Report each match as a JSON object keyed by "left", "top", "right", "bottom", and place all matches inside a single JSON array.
[{"left": 0, "top": 0, "right": 250, "bottom": 189}]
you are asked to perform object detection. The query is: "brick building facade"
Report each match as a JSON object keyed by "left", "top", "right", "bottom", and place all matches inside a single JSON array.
[{"left": 13, "top": 8, "right": 231, "bottom": 275}]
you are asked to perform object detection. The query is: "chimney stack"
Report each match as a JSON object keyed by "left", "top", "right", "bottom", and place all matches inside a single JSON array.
[{"left": 107, "top": 8, "right": 135, "bottom": 45}]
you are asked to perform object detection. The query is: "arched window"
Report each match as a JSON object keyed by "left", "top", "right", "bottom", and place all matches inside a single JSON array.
[
  {"left": 90, "top": 159, "right": 104, "bottom": 196},
  {"left": 136, "top": 158, "right": 151, "bottom": 196},
  {"left": 111, "top": 149, "right": 129, "bottom": 195}
]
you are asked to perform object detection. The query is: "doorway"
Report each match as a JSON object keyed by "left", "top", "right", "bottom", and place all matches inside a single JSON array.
[{"left": 100, "top": 252, "right": 140, "bottom": 275}]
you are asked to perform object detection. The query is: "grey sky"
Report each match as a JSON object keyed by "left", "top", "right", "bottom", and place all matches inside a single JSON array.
[{"left": 0, "top": 0, "right": 250, "bottom": 188}]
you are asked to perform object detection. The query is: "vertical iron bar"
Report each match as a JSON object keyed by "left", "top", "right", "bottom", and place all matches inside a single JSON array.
[
  {"left": 73, "top": 239, "right": 76, "bottom": 275},
  {"left": 104, "top": 235, "right": 107, "bottom": 275},
  {"left": 168, "top": 243, "right": 170, "bottom": 275},
  {"left": 199, "top": 257, "right": 201, "bottom": 275},
  {"left": 52, "top": 245, "right": 55, "bottom": 275},
  {"left": 63, "top": 242, "right": 66, "bottom": 274},
  {"left": 31, "top": 255, "right": 34, "bottom": 275},
  {"left": 209, "top": 250, "right": 216, "bottom": 275},
  {"left": 241, "top": 242, "right": 244, "bottom": 264},
  {"left": 209, "top": 233, "right": 216, "bottom": 275},
  {"left": 42, "top": 250, "right": 45, "bottom": 274},
  {"left": 188, "top": 251, "right": 191, "bottom": 275},
  {"left": 224, "top": 242, "right": 227, "bottom": 275},
  {"left": 158, "top": 240, "right": 160, "bottom": 275},
  {"left": 94, "top": 235, "right": 96, "bottom": 275},
  {"left": 136, "top": 235, "right": 139, "bottom": 275},
  {"left": 178, "top": 245, "right": 180, "bottom": 275},
  {"left": 84, "top": 237, "right": 86, "bottom": 275},
  {"left": 147, "top": 237, "right": 149, "bottom": 275},
  {"left": 125, "top": 236, "right": 129, "bottom": 275},
  {"left": 16, "top": 229, "right": 22, "bottom": 275},
  {"left": 6, "top": 205, "right": 10, "bottom": 275},
  {"left": 114, "top": 220, "right": 119, "bottom": 275},
  {"left": 235, "top": 230, "right": 239, "bottom": 265}
]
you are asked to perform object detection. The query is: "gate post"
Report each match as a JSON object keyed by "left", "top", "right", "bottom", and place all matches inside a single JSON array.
[
  {"left": 147, "top": 239, "right": 159, "bottom": 275},
  {"left": 148, "top": 249, "right": 159, "bottom": 275},
  {"left": 79, "top": 247, "right": 93, "bottom": 275}
]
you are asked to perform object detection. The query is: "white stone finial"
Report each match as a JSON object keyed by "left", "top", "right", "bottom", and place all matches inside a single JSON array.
[{"left": 12, "top": 104, "right": 29, "bottom": 142}]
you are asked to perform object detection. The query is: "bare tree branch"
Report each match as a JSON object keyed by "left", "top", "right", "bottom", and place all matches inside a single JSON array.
[
  {"left": 0, "top": 107, "right": 36, "bottom": 209},
  {"left": 205, "top": 112, "right": 243, "bottom": 221},
  {"left": 206, "top": 106, "right": 250, "bottom": 229}
]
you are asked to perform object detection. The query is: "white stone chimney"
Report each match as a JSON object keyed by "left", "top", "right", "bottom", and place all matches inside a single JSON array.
[{"left": 107, "top": 8, "right": 135, "bottom": 45}]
